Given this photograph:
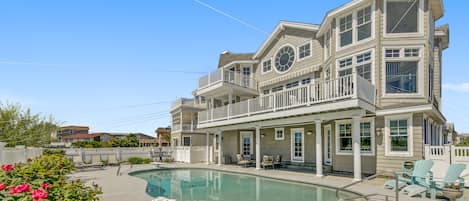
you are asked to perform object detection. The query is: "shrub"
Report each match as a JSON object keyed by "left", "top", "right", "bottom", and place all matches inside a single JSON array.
[
  {"left": 127, "top": 157, "right": 152, "bottom": 164},
  {"left": 0, "top": 154, "right": 101, "bottom": 200},
  {"left": 43, "top": 149, "right": 65, "bottom": 156},
  {"left": 163, "top": 158, "right": 174, "bottom": 163}
]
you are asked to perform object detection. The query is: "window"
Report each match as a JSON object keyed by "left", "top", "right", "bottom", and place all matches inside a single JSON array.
[
  {"left": 337, "top": 50, "right": 373, "bottom": 82},
  {"left": 356, "top": 52, "right": 372, "bottom": 82},
  {"left": 301, "top": 78, "right": 311, "bottom": 85},
  {"left": 384, "top": 47, "right": 421, "bottom": 94},
  {"left": 298, "top": 42, "right": 311, "bottom": 59},
  {"left": 183, "top": 137, "right": 191, "bottom": 146},
  {"left": 262, "top": 59, "right": 272, "bottom": 73},
  {"left": 386, "top": 0, "right": 419, "bottom": 34},
  {"left": 429, "top": 65, "right": 434, "bottom": 99},
  {"left": 325, "top": 67, "right": 331, "bottom": 81},
  {"left": 325, "top": 27, "right": 332, "bottom": 59},
  {"left": 423, "top": 118, "right": 429, "bottom": 145},
  {"left": 339, "top": 57, "right": 353, "bottom": 68},
  {"left": 275, "top": 128, "right": 284, "bottom": 140},
  {"left": 275, "top": 45, "right": 295, "bottom": 73},
  {"left": 339, "top": 14, "right": 353, "bottom": 47},
  {"left": 263, "top": 89, "right": 270, "bottom": 95},
  {"left": 360, "top": 122, "right": 372, "bottom": 152},
  {"left": 286, "top": 81, "right": 299, "bottom": 89},
  {"left": 338, "top": 123, "right": 352, "bottom": 152},
  {"left": 272, "top": 86, "right": 284, "bottom": 93},
  {"left": 385, "top": 114, "right": 413, "bottom": 157},
  {"left": 357, "top": 6, "right": 372, "bottom": 41}
]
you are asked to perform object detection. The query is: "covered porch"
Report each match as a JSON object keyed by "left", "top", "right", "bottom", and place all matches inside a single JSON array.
[{"left": 203, "top": 109, "right": 376, "bottom": 181}]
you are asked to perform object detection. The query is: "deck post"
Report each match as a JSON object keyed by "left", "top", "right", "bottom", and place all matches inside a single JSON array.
[
  {"left": 206, "top": 132, "right": 210, "bottom": 165},
  {"left": 315, "top": 120, "right": 323, "bottom": 177},
  {"left": 352, "top": 116, "right": 362, "bottom": 181},
  {"left": 217, "top": 131, "right": 223, "bottom": 166},
  {"left": 256, "top": 126, "right": 261, "bottom": 170}
]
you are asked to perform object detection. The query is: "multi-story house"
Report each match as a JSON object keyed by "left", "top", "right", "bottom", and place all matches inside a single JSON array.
[
  {"left": 175, "top": 0, "right": 448, "bottom": 181},
  {"left": 170, "top": 98, "right": 207, "bottom": 146},
  {"left": 57, "top": 125, "right": 90, "bottom": 142}
]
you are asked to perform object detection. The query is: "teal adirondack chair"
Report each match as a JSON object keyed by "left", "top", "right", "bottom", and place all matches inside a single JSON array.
[
  {"left": 384, "top": 160, "right": 434, "bottom": 190},
  {"left": 403, "top": 163, "right": 466, "bottom": 199}
]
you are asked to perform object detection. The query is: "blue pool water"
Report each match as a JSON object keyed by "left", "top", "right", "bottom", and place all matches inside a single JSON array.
[{"left": 130, "top": 168, "right": 358, "bottom": 201}]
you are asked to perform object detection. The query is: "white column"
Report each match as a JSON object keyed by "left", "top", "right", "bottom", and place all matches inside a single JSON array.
[
  {"left": 352, "top": 116, "right": 362, "bottom": 181},
  {"left": 315, "top": 120, "right": 323, "bottom": 177},
  {"left": 179, "top": 111, "right": 183, "bottom": 130},
  {"left": 206, "top": 132, "right": 210, "bottom": 165},
  {"left": 256, "top": 126, "right": 261, "bottom": 170},
  {"left": 217, "top": 131, "right": 222, "bottom": 166}
]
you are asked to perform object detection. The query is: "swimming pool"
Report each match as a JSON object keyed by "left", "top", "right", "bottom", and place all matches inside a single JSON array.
[{"left": 130, "top": 168, "right": 359, "bottom": 201}]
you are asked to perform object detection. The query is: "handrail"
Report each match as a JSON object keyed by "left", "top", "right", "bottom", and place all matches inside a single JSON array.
[{"left": 335, "top": 171, "right": 399, "bottom": 201}]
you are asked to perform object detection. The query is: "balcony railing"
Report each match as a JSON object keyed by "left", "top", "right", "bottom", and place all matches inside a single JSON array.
[
  {"left": 198, "top": 74, "right": 375, "bottom": 124},
  {"left": 172, "top": 124, "right": 197, "bottom": 132},
  {"left": 198, "top": 69, "right": 257, "bottom": 90},
  {"left": 171, "top": 98, "right": 205, "bottom": 111}
]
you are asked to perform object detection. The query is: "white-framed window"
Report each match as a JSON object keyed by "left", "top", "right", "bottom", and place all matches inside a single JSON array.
[
  {"left": 336, "top": 49, "right": 374, "bottom": 83},
  {"left": 263, "top": 89, "right": 270, "bottom": 95},
  {"left": 262, "top": 59, "right": 272, "bottom": 74},
  {"left": 383, "top": 46, "right": 423, "bottom": 96},
  {"left": 272, "top": 86, "right": 284, "bottom": 93},
  {"left": 385, "top": 114, "right": 413, "bottom": 157},
  {"left": 429, "top": 64, "right": 434, "bottom": 100},
  {"left": 336, "top": 4, "right": 374, "bottom": 49},
  {"left": 301, "top": 78, "right": 311, "bottom": 85},
  {"left": 335, "top": 118, "right": 375, "bottom": 156},
  {"left": 275, "top": 128, "right": 284, "bottom": 140},
  {"left": 339, "top": 14, "right": 353, "bottom": 47},
  {"left": 183, "top": 136, "right": 191, "bottom": 146},
  {"left": 286, "top": 81, "right": 299, "bottom": 89},
  {"left": 324, "top": 26, "right": 332, "bottom": 60},
  {"left": 384, "top": 0, "right": 422, "bottom": 35},
  {"left": 325, "top": 65, "right": 331, "bottom": 81},
  {"left": 298, "top": 41, "right": 312, "bottom": 60}
]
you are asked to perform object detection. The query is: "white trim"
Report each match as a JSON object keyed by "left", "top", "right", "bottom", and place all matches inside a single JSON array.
[
  {"left": 323, "top": 124, "right": 333, "bottom": 165},
  {"left": 274, "top": 128, "right": 285, "bottom": 140},
  {"left": 297, "top": 40, "right": 313, "bottom": 61},
  {"left": 273, "top": 43, "right": 297, "bottom": 75},
  {"left": 239, "top": 131, "right": 254, "bottom": 158},
  {"left": 219, "top": 60, "right": 258, "bottom": 69},
  {"left": 335, "top": 2, "right": 375, "bottom": 52},
  {"left": 381, "top": 45, "right": 425, "bottom": 98},
  {"left": 384, "top": 113, "right": 414, "bottom": 157},
  {"left": 383, "top": 0, "right": 425, "bottom": 38},
  {"left": 291, "top": 128, "right": 305, "bottom": 163},
  {"left": 317, "top": 0, "right": 370, "bottom": 36},
  {"left": 376, "top": 104, "right": 432, "bottom": 116},
  {"left": 323, "top": 27, "right": 332, "bottom": 61},
  {"left": 334, "top": 117, "right": 375, "bottom": 156},
  {"left": 336, "top": 48, "right": 375, "bottom": 84},
  {"left": 261, "top": 57, "right": 273, "bottom": 75}
]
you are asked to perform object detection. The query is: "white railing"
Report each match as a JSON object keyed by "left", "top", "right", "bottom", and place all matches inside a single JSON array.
[
  {"left": 172, "top": 124, "right": 197, "bottom": 132},
  {"left": 199, "top": 74, "right": 374, "bottom": 124},
  {"left": 424, "top": 145, "right": 469, "bottom": 185},
  {"left": 197, "top": 69, "right": 257, "bottom": 90}
]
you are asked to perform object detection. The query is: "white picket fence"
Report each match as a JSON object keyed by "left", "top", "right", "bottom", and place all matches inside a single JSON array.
[
  {"left": 172, "top": 146, "right": 211, "bottom": 163},
  {"left": 424, "top": 145, "right": 469, "bottom": 186}
]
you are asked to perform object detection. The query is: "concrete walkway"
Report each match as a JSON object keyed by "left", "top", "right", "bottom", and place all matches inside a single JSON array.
[{"left": 70, "top": 163, "right": 449, "bottom": 201}]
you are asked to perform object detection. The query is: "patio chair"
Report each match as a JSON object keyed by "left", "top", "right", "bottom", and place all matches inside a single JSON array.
[
  {"left": 273, "top": 155, "right": 282, "bottom": 168},
  {"left": 402, "top": 163, "right": 466, "bottom": 199},
  {"left": 384, "top": 160, "right": 433, "bottom": 190},
  {"left": 261, "top": 155, "right": 274, "bottom": 169},
  {"left": 236, "top": 154, "right": 250, "bottom": 168}
]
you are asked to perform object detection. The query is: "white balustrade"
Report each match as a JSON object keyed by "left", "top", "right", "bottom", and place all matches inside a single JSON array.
[{"left": 198, "top": 69, "right": 257, "bottom": 90}]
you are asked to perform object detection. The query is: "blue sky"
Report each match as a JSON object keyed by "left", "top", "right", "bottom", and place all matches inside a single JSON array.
[{"left": 0, "top": 0, "right": 468, "bottom": 136}]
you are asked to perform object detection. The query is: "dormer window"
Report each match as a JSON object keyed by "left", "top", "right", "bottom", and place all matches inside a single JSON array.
[{"left": 386, "top": 0, "right": 420, "bottom": 34}]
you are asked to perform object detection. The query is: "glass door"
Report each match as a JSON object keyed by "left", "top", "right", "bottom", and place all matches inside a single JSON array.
[
  {"left": 291, "top": 128, "right": 304, "bottom": 162},
  {"left": 242, "top": 66, "right": 251, "bottom": 87},
  {"left": 240, "top": 132, "right": 253, "bottom": 158}
]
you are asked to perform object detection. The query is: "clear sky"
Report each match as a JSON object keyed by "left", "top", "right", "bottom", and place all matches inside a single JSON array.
[{"left": 1, "top": 0, "right": 468, "bottom": 136}]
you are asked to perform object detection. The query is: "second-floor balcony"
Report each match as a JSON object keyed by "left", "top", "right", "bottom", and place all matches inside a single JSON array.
[
  {"left": 198, "top": 74, "right": 376, "bottom": 128},
  {"left": 172, "top": 123, "right": 198, "bottom": 132},
  {"left": 171, "top": 98, "right": 205, "bottom": 112},
  {"left": 195, "top": 69, "right": 258, "bottom": 97}
]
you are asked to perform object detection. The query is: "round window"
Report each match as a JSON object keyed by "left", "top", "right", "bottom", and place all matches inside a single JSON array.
[{"left": 275, "top": 46, "right": 295, "bottom": 73}]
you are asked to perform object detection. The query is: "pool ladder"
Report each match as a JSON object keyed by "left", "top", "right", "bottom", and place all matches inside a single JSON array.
[{"left": 335, "top": 172, "right": 399, "bottom": 201}]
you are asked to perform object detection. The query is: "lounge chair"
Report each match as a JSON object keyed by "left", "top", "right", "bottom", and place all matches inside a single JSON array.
[
  {"left": 273, "top": 155, "right": 282, "bottom": 168},
  {"left": 384, "top": 160, "right": 433, "bottom": 190},
  {"left": 402, "top": 163, "right": 466, "bottom": 199},
  {"left": 236, "top": 154, "right": 251, "bottom": 168},
  {"left": 261, "top": 155, "right": 274, "bottom": 169}
]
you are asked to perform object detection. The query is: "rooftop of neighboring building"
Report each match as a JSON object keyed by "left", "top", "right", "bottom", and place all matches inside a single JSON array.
[
  {"left": 217, "top": 51, "right": 255, "bottom": 68},
  {"left": 59, "top": 125, "right": 90, "bottom": 130},
  {"left": 62, "top": 133, "right": 102, "bottom": 140}
]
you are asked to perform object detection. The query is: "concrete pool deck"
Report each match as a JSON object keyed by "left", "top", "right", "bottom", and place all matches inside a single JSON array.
[{"left": 70, "top": 163, "right": 450, "bottom": 201}]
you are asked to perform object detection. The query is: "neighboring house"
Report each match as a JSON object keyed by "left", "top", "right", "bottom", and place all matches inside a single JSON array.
[
  {"left": 108, "top": 133, "right": 155, "bottom": 140},
  {"left": 62, "top": 133, "right": 111, "bottom": 143},
  {"left": 458, "top": 133, "right": 469, "bottom": 143},
  {"left": 445, "top": 122, "right": 457, "bottom": 144},
  {"left": 156, "top": 127, "right": 171, "bottom": 147},
  {"left": 175, "top": 0, "right": 448, "bottom": 181},
  {"left": 170, "top": 98, "right": 207, "bottom": 146},
  {"left": 57, "top": 126, "right": 90, "bottom": 142}
]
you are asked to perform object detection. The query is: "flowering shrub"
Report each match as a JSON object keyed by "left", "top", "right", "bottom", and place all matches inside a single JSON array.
[{"left": 0, "top": 154, "right": 101, "bottom": 201}]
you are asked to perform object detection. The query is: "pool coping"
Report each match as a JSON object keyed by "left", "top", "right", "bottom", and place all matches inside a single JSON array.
[{"left": 128, "top": 166, "right": 364, "bottom": 199}]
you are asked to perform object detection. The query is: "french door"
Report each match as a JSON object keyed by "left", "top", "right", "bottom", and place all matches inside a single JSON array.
[
  {"left": 240, "top": 132, "right": 253, "bottom": 158},
  {"left": 242, "top": 66, "right": 251, "bottom": 87},
  {"left": 291, "top": 128, "right": 304, "bottom": 162},
  {"left": 324, "top": 125, "right": 332, "bottom": 165}
]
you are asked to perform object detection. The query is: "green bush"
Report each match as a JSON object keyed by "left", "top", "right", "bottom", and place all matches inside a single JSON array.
[
  {"left": 127, "top": 157, "right": 152, "bottom": 164},
  {"left": 0, "top": 154, "right": 101, "bottom": 200},
  {"left": 43, "top": 149, "right": 65, "bottom": 156}
]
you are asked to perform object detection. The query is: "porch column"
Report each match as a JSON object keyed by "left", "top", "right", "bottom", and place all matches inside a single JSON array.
[
  {"left": 217, "top": 131, "right": 222, "bottom": 166},
  {"left": 352, "top": 116, "right": 362, "bottom": 181},
  {"left": 206, "top": 132, "right": 210, "bottom": 165},
  {"left": 256, "top": 126, "right": 261, "bottom": 170},
  {"left": 315, "top": 120, "right": 323, "bottom": 177}
]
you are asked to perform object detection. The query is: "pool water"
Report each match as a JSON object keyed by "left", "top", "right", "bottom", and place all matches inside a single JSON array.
[{"left": 131, "top": 169, "right": 358, "bottom": 201}]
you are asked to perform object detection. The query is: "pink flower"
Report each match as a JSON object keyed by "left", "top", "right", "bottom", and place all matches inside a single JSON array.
[
  {"left": 41, "top": 183, "right": 52, "bottom": 190},
  {"left": 1, "top": 164, "right": 15, "bottom": 172},
  {"left": 8, "top": 183, "right": 31, "bottom": 194},
  {"left": 0, "top": 183, "right": 6, "bottom": 191},
  {"left": 32, "top": 189, "right": 48, "bottom": 201}
]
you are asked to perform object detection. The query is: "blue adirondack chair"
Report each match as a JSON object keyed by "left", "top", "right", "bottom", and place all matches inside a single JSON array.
[
  {"left": 402, "top": 163, "right": 466, "bottom": 199},
  {"left": 384, "top": 160, "right": 434, "bottom": 190}
]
